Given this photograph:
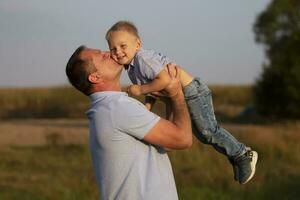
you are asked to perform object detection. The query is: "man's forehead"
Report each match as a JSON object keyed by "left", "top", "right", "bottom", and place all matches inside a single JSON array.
[{"left": 80, "top": 48, "right": 99, "bottom": 59}]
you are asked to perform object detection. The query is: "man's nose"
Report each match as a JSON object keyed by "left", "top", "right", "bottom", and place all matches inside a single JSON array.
[{"left": 102, "top": 51, "right": 111, "bottom": 57}]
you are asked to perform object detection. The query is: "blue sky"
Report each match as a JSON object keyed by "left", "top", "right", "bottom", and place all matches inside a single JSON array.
[{"left": 0, "top": 0, "right": 271, "bottom": 87}]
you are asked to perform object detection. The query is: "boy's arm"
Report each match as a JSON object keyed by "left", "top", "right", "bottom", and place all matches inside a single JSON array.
[
  {"left": 141, "top": 69, "right": 171, "bottom": 94},
  {"left": 127, "top": 66, "right": 171, "bottom": 96}
]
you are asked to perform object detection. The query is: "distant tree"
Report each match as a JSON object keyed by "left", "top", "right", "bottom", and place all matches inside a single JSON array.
[{"left": 253, "top": 0, "right": 300, "bottom": 118}]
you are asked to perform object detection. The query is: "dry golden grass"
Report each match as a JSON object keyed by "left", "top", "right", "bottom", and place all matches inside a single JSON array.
[
  {"left": 0, "top": 87, "right": 88, "bottom": 118},
  {"left": 0, "top": 119, "right": 88, "bottom": 147},
  {"left": 0, "top": 85, "right": 252, "bottom": 119}
]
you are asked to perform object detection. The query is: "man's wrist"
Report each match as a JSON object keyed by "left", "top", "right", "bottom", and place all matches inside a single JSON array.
[{"left": 169, "top": 89, "right": 183, "bottom": 100}]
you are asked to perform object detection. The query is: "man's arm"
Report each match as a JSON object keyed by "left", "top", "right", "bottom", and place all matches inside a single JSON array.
[{"left": 143, "top": 66, "right": 193, "bottom": 150}]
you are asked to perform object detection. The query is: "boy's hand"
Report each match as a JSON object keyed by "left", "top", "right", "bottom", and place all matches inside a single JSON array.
[{"left": 127, "top": 84, "right": 142, "bottom": 96}]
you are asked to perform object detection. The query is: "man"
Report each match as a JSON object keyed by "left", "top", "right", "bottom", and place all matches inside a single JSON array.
[{"left": 66, "top": 46, "right": 192, "bottom": 200}]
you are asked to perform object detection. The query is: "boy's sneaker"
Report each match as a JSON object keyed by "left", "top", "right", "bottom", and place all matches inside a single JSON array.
[
  {"left": 230, "top": 150, "right": 258, "bottom": 184},
  {"left": 229, "top": 158, "right": 239, "bottom": 181}
]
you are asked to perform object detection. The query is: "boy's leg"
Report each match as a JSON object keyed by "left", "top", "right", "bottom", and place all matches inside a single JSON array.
[
  {"left": 183, "top": 77, "right": 258, "bottom": 184},
  {"left": 184, "top": 78, "right": 246, "bottom": 157}
]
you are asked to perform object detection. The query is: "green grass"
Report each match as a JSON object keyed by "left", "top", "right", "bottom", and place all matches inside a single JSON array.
[
  {"left": 0, "top": 145, "right": 98, "bottom": 200},
  {"left": 209, "top": 85, "right": 253, "bottom": 106},
  {"left": 171, "top": 129, "right": 300, "bottom": 200},
  {"left": 1, "top": 121, "right": 300, "bottom": 200}
]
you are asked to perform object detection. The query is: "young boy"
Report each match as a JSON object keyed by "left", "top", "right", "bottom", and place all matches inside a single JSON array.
[{"left": 105, "top": 20, "right": 258, "bottom": 184}]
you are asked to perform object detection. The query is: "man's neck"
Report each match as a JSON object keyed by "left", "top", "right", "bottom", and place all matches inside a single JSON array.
[
  {"left": 101, "top": 84, "right": 122, "bottom": 92},
  {"left": 92, "top": 81, "right": 122, "bottom": 93}
]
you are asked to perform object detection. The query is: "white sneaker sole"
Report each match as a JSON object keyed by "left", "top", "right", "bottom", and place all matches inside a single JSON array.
[{"left": 241, "top": 151, "right": 258, "bottom": 184}]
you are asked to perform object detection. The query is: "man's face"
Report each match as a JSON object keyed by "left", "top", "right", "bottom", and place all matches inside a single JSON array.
[
  {"left": 80, "top": 48, "right": 123, "bottom": 81},
  {"left": 107, "top": 31, "right": 141, "bottom": 65}
]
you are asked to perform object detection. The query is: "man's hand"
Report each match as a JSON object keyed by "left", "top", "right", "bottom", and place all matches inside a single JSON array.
[
  {"left": 143, "top": 63, "right": 192, "bottom": 150},
  {"left": 127, "top": 84, "right": 142, "bottom": 96},
  {"left": 159, "top": 63, "right": 181, "bottom": 98}
]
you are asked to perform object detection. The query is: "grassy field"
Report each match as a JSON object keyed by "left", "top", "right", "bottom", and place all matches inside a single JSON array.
[
  {"left": 0, "top": 87, "right": 88, "bottom": 119},
  {"left": 0, "top": 85, "right": 252, "bottom": 119},
  {"left": 0, "top": 86, "right": 300, "bottom": 199}
]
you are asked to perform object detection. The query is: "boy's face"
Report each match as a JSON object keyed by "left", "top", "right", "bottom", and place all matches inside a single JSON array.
[{"left": 107, "top": 31, "right": 141, "bottom": 65}]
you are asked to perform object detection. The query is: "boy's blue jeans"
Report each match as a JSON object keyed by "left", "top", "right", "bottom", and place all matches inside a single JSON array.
[{"left": 183, "top": 77, "right": 246, "bottom": 158}]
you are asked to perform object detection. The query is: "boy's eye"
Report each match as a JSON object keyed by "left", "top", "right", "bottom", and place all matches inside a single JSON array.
[
  {"left": 110, "top": 48, "right": 116, "bottom": 53},
  {"left": 121, "top": 44, "right": 127, "bottom": 49}
]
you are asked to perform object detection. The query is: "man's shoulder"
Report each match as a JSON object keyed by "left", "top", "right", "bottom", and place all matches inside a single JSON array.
[
  {"left": 113, "top": 95, "right": 157, "bottom": 120},
  {"left": 106, "top": 93, "right": 141, "bottom": 109},
  {"left": 115, "top": 95, "right": 146, "bottom": 112},
  {"left": 89, "top": 92, "right": 135, "bottom": 110},
  {"left": 112, "top": 95, "right": 160, "bottom": 138},
  {"left": 87, "top": 93, "right": 147, "bottom": 120}
]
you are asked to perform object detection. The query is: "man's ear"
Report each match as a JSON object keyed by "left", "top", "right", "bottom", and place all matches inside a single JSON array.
[{"left": 88, "top": 72, "right": 102, "bottom": 84}]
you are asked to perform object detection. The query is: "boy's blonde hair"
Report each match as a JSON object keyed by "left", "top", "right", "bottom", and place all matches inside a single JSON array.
[{"left": 106, "top": 21, "right": 140, "bottom": 41}]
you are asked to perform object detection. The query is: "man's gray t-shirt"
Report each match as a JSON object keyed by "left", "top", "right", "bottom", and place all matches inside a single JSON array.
[
  {"left": 126, "top": 48, "right": 174, "bottom": 85},
  {"left": 87, "top": 91, "right": 178, "bottom": 200}
]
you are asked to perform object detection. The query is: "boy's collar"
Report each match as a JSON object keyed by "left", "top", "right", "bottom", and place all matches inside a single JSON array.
[
  {"left": 124, "top": 55, "right": 137, "bottom": 70},
  {"left": 124, "top": 47, "right": 144, "bottom": 70},
  {"left": 124, "top": 64, "right": 130, "bottom": 70}
]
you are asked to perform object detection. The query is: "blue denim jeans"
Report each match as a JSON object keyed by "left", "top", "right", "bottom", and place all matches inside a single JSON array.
[{"left": 183, "top": 77, "right": 246, "bottom": 158}]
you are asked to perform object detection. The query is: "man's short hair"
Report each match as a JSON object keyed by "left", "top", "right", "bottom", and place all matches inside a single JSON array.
[
  {"left": 106, "top": 20, "right": 140, "bottom": 41},
  {"left": 65, "top": 45, "right": 96, "bottom": 95}
]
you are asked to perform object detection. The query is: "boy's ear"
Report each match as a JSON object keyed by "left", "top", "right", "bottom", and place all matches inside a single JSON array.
[
  {"left": 88, "top": 72, "right": 103, "bottom": 84},
  {"left": 136, "top": 38, "right": 141, "bottom": 49}
]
